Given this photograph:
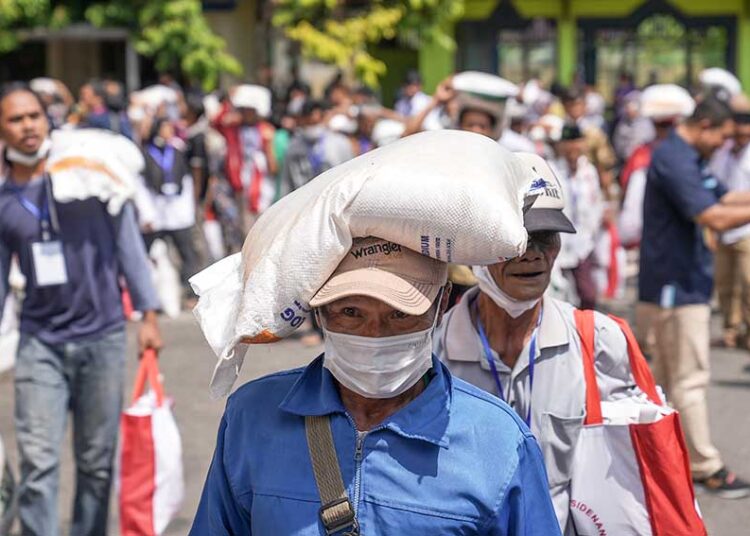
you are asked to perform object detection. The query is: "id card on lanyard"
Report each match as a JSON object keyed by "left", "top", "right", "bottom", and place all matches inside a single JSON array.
[
  {"left": 474, "top": 299, "right": 542, "bottom": 427},
  {"left": 13, "top": 177, "right": 68, "bottom": 287},
  {"left": 148, "top": 144, "right": 178, "bottom": 196}
]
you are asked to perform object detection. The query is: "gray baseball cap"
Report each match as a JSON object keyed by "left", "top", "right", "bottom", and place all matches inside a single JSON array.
[{"left": 515, "top": 153, "right": 576, "bottom": 234}]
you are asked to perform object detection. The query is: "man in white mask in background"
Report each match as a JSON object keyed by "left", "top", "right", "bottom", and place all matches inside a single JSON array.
[
  {"left": 435, "top": 172, "right": 644, "bottom": 535},
  {"left": 191, "top": 236, "right": 560, "bottom": 535}
]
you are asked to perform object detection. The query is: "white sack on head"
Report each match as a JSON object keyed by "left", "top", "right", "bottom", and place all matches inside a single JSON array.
[
  {"left": 47, "top": 129, "right": 143, "bottom": 215},
  {"left": 700, "top": 67, "right": 741, "bottom": 96},
  {"left": 190, "top": 130, "right": 536, "bottom": 397},
  {"left": 640, "top": 84, "right": 695, "bottom": 120},
  {"left": 452, "top": 71, "right": 519, "bottom": 99},
  {"left": 231, "top": 85, "right": 272, "bottom": 118},
  {"left": 30, "top": 77, "right": 59, "bottom": 96},
  {"left": 134, "top": 84, "right": 180, "bottom": 110},
  {"left": 328, "top": 113, "right": 358, "bottom": 135}
]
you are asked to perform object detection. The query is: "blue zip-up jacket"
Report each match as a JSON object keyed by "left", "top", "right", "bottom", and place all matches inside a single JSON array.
[{"left": 190, "top": 355, "right": 560, "bottom": 535}]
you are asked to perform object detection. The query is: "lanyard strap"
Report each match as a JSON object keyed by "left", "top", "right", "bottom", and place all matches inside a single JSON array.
[
  {"left": 9, "top": 177, "right": 55, "bottom": 240},
  {"left": 148, "top": 144, "right": 176, "bottom": 184},
  {"left": 474, "top": 299, "right": 542, "bottom": 427}
]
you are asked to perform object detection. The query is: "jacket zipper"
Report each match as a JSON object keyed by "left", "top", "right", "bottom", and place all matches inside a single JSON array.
[{"left": 353, "top": 431, "right": 367, "bottom": 515}]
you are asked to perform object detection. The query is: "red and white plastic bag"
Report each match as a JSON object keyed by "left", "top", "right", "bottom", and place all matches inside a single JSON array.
[
  {"left": 118, "top": 350, "right": 184, "bottom": 536},
  {"left": 570, "top": 310, "right": 705, "bottom": 536}
]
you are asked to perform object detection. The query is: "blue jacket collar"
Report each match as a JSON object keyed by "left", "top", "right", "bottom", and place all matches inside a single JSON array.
[{"left": 279, "top": 354, "right": 452, "bottom": 448}]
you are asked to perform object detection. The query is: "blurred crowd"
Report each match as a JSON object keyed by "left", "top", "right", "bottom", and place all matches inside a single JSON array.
[{"left": 1, "top": 68, "right": 746, "bottom": 329}]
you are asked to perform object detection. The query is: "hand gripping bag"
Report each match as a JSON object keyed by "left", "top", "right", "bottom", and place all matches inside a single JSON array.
[
  {"left": 118, "top": 350, "right": 184, "bottom": 536},
  {"left": 191, "top": 130, "right": 544, "bottom": 397},
  {"left": 570, "top": 310, "right": 705, "bottom": 536}
]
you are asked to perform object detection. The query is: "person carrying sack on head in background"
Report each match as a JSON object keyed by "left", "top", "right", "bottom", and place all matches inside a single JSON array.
[{"left": 0, "top": 82, "right": 162, "bottom": 536}]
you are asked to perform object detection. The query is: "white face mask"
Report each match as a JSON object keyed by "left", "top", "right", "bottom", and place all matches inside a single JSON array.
[
  {"left": 320, "top": 296, "right": 441, "bottom": 399},
  {"left": 6, "top": 137, "right": 51, "bottom": 167},
  {"left": 472, "top": 265, "right": 540, "bottom": 318}
]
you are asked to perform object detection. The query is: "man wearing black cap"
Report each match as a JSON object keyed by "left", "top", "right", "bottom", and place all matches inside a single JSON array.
[
  {"left": 554, "top": 123, "right": 604, "bottom": 310},
  {"left": 562, "top": 87, "right": 616, "bottom": 198},
  {"left": 435, "top": 159, "right": 642, "bottom": 534}
]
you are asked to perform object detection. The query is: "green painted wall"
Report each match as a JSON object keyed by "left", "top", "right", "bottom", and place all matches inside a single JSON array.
[
  {"left": 418, "top": 24, "right": 456, "bottom": 93},
  {"left": 423, "top": 0, "right": 750, "bottom": 91},
  {"left": 738, "top": 1, "right": 750, "bottom": 90},
  {"left": 371, "top": 46, "right": 419, "bottom": 107}
]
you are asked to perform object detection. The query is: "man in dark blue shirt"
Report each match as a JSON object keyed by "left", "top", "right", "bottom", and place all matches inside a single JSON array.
[
  {"left": 0, "top": 83, "right": 162, "bottom": 535},
  {"left": 639, "top": 96, "right": 750, "bottom": 498}
]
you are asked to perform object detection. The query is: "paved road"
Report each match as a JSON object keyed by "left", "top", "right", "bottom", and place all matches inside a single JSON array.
[{"left": 0, "top": 309, "right": 748, "bottom": 535}]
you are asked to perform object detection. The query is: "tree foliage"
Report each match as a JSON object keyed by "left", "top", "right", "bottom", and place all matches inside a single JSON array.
[
  {"left": 0, "top": 0, "right": 68, "bottom": 53},
  {"left": 86, "top": 0, "right": 242, "bottom": 91},
  {"left": 272, "top": 0, "right": 465, "bottom": 87},
  {"left": 0, "top": 0, "right": 242, "bottom": 91}
]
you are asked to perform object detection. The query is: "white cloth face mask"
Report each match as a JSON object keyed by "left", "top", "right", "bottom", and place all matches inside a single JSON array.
[
  {"left": 5, "top": 137, "right": 51, "bottom": 167},
  {"left": 320, "top": 293, "right": 442, "bottom": 399},
  {"left": 472, "top": 265, "right": 540, "bottom": 318}
]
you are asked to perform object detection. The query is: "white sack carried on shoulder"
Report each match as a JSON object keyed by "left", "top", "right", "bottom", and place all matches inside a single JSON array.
[
  {"left": 47, "top": 129, "right": 143, "bottom": 215},
  {"left": 191, "top": 130, "right": 536, "bottom": 397}
]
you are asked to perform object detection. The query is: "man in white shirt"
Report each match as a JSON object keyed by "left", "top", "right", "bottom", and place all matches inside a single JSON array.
[
  {"left": 555, "top": 124, "right": 604, "bottom": 309},
  {"left": 394, "top": 70, "right": 432, "bottom": 118},
  {"left": 434, "top": 169, "right": 641, "bottom": 534},
  {"left": 710, "top": 103, "right": 750, "bottom": 348}
]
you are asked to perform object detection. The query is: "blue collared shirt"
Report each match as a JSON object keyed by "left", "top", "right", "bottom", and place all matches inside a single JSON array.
[{"left": 190, "top": 355, "right": 560, "bottom": 535}]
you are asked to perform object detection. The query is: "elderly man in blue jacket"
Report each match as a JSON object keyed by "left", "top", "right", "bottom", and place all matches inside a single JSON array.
[{"left": 190, "top": 236, "right": 560, "bottom": 535}]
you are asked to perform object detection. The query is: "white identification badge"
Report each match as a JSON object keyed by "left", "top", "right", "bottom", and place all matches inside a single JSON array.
[
  {"left": 161, "top": 182, "right": 179, "bottom": 196},
  {"left": 31, "top": 241, "right": 68, "bottom": 287}
]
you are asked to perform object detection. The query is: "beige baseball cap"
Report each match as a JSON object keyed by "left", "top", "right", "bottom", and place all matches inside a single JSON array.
[{"left": 310, "top": 237, "right": 448, "bottom": 315}]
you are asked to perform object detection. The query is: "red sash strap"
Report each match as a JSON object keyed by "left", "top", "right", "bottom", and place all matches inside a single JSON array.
[
  {"left": 573, "top": 309, "right": 603, "bottom": 425},
  {"left": 574, "top": 310, "right": 662, "bottom": 425},
  {"left": 130, "top": 349, "right": 165, "bottom": 407}
]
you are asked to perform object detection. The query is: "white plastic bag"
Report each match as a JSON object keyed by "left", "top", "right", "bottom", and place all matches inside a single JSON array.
[
  {"left": 191, "top": 130, "right": 539, "bottom": 397},
  {"left": 0, "top": 295, "right": 19, "bottom": 374},
  {"left": 149, "top": 240, "right": 181, "bottom": 318},
  {"left": 0, "top": 260, "right": 25, "bottom": 373}
]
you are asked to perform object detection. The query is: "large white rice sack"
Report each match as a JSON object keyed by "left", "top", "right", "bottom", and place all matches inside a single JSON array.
[
  {"left": 700, "top": 67, "right": 741, "bottom": 96},
  {"left": 190, "top": 130, "right": 537, "bottom": 397},
  {"left": 47, "top": 129, "right": 143, "bottom": 215},
  {"left": 640, "top": 84, "right": 695, "bottom": 120},
  {"left": 452, "top": 71, "right": 519, "bottom": 99}
]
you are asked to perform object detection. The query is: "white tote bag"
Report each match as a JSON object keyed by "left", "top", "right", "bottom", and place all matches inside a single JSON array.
[
  {"left": 149, "top": 239, "right": 181, "bottom": 318},
  {"left": 118, "top": 350, "right": 184, "bottom": 536},
  {"left": 570, "top": 310, "right": 705, "bottom": 536}
]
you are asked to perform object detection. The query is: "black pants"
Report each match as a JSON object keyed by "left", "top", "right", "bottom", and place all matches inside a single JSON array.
[{"left": 143, "top": 227, "right": 201, "bottom": 294}]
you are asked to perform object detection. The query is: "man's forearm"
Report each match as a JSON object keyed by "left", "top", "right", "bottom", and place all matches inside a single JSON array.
[
  {"left": 402, "top": 99, "right": 438, "bottom": 138},
  {"left": 698, "top": 203, "right": 750, "bottom": 232},
  {"left": 721, "top": 190, "right": 750, "bottom": 205}
]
